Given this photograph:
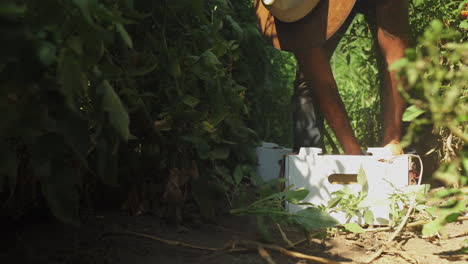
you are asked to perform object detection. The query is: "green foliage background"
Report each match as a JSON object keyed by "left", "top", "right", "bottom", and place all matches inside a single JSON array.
[{"left": 0, "top": 0, "right": 295, "bottom": 223}]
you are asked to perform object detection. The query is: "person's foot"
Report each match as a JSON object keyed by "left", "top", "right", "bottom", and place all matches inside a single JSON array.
[{"left": 383, "top": 140, "right": 404, "bottom": 156}]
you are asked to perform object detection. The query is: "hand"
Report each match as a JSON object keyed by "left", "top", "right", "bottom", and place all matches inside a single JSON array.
[{"left": 383, "top": 140, "right": 404, "bottom": 156}]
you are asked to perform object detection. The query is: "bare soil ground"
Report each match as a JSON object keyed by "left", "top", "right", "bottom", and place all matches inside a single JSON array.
[{"left": 2, "top": 210, "right": 466, "bottom": 264}]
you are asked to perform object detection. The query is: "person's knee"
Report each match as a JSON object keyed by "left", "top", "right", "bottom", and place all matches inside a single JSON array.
[
  {"left": 294, "top": 47, "right": 335, "bottom": 85},
  {"left": 377, "top": 32, "right": 408, "bottom": 66},
  {"left": 376, "top": 0, "right": 409, "bottom": 66}
]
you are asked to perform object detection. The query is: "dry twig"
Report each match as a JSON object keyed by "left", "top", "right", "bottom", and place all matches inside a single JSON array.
[
  {"left": 258, "top": 246, "right": 278, "bottom": 264},
  {"left": 386, "top": 249, "right": 418, "bottom": 264},
  {"left": 277, "top": 223, "right": 295, "bottom": 248},
  {"left": 105, "top": 231, "right": 338, "bottom": 264},
  {"left": 106, "top": 231, "right": 222, "bottom": 251},
  {"left": 239, "top": 240, "right": 340, "bottom": 264}
]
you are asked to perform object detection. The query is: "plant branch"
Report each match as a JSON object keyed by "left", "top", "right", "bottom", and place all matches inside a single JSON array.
[
  {"left": 277, "top": 223, "right": 295, "bottom": 248},
  {"left": 106, "top": 231, "right": 222, "bottom": 251},
  {"left": 447, "top": 123, "right": 468, "bottom": 143},
  {"left": 105, "top": 231, "right": 338, "bottom": 264},
  {"left": 364, "top": 216, "right": 468, "bottom": 232},
  {"left": 364, "top": 197, "right": 417, "bottom": 263}
]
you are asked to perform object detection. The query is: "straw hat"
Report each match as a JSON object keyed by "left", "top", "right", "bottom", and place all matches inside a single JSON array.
[
  {"left": 261, "top": 0, "right": 321, "bottom": 23},
  {"left": 255, "top": 0, "right": 356, "bottom": 51}
]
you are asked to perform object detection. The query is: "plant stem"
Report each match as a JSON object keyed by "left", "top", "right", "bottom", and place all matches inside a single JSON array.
[
  {"left": 230, "top": 209, "right": 292, "bottom": 216},
  {"left": 447, "top": 123, "right": 468, "bottom": 143},
  {"left": 364, "top": 216, "right": 468, "bottom": 232},
  {"left": 364, "top": 197, "right": 417, "bottom": 263}
]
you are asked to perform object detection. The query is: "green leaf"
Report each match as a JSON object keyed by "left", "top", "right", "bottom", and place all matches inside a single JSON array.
[
  {"left": 407, "top": 67, "right": 419, "bottom": 86},
  {"left": 285, "top": 188, "right": 309, "bottom": 204},
  {"left": 462, "top": 150, "right": 468, "bottom": 175},
  {"left": 357, "top": 165, "right": 368, "bottom": 192},
  {"left": 191, "top": 0, "right": 208, "bottom": 23},
  {"left": 91, "top": 3, "right": 134, "bottom": 24},
  {"left": 249, "top": 188, "right": 306, "bottom": 207},
  {"left": 184, "top": 136, "right": 211, "bottom": 159},
  {"left": 389, "top": 57, "right": 408, "bottom": 71},
  {"left": 403, "top": 105, "right": 425, "bottom": 122},
  {"left": 182, "top": 95, "right": 200, "bottom": 108},
  {"left": 364, "top": 210, "right": 374, "bottom": 225},
  {"left": 250, "top": 170, "right": 264, "bottom": 186},
  {"left": 201, "top": 50, "right": 221, "bottom": 67},
  {"left": 226, "top": 15, "right": 243, "bottom": 39},
  {"left": 458, "top": 114, "right": 468, "bottom": 123},
  {"left": 57, "top": 50, "right": 87, "bottom": 112},
  {"left": 38, "top": 41, "right": 57, "bottom": 66},
  {"left": 293, "top": 207, "right": 339, "bottom": 231},
  {"left": 434, "top": 188, "right": 460, "bottom": 198},
  {"left": 72, "top": 0, "right": 95, "bottom": 25},
  {"left": 328, "top": 196, "right": 342, "bottom": 208},
  {"left": 233, "top": 165, "right": 244, "bottom": 185},
  {"left": 169, "top": 59, "right": 182, "bottom": 78},
  {"left": 0, "top": 2, "right": 26, "bottom": 17},
  {"left": 215, "top": 165, "right": 233, "bottom": 184},
  {"left": 210, "top": 147, "right": 230, "bottom": 160},
  {"left": 116, "top": 23, "right": 133, "bottom": 48},
  {"left": 130, "top": 62, "right": 158, "bottom": 76},
  {"left": 422, "top": 220, "right": 442, "bottom": 236},
  {"left": 445, "top": 212, "right": 460, "bottom": 223},
  {"left": 434, "top": 163, "right": 460, "bottom": 186},
  {"left": 460, "top": 21, "right": 468, "bottom": 30},
  {"left": 101, "top": 81, "right": 132, "bottom": 141},
  {"left": 413, "top": 0, "right": 424, "bottom": 7},
  {"left": 202, "top": 121, "right": 216, "bottom": 133},
  {"left": 430, "top": 20, "right": 443, "bottom": 34},
  {"left": 344, "top": 223, "right": 365, "bottom": 233},
  {"left": 211, "top": 110, "right": 228, "bottom": 127}
]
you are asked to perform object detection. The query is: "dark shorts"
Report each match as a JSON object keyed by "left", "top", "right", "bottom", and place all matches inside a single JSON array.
[{"left": 331, "top": 0, "right": 378, "bottom": 43}]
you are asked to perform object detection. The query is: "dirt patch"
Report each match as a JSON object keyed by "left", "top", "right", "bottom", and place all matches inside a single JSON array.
[
  {"left": 324, "top": 222, "right": 467, "bottom": 264},
  {"left": 2, "top": 210, "right": 466, "bottom": 264}
]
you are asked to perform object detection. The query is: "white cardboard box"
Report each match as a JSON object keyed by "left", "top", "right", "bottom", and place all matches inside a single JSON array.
[
  {"left": 256, "top": 142, "right": 292, "bottom": 182},
  {"left": 285, "top": 147, "right": 410, "bottom": 225}
]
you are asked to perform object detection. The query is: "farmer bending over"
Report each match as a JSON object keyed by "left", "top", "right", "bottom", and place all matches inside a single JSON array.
[{"left": 255, "top": 0, "right": 409, "bottom": 155}]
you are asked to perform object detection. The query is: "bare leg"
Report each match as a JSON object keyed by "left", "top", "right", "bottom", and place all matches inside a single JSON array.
[
  {"left": 294, "top": 47, "right": 362, "bottom": 155},
  {"left": 292, "top": 18, "right": 354, "bottom": 153},
  {"left": 376, "top": 0, "right": 409, "bottom": 153}
]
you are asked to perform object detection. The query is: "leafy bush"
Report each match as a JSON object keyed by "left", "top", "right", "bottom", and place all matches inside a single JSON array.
[
  {"left": 392, "top": 19, "right": 467, "bottom": 235},
  {"left": 231, "top": 179, "right": 339, "bottom": 241},
  {"left": 410, "top": 0, "right": 468, "bottom": 37},
  {"left": 0, "top": 0, "right": 297, "bottom": 223},
  {"left": 1, "top": 0, "right": 138, "bottom": 223}
]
